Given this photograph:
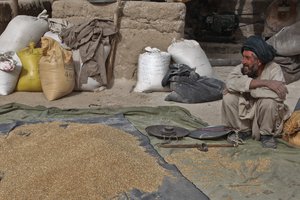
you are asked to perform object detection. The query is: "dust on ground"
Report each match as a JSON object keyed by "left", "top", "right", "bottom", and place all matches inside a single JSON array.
[{"left": 0, "top": 67, "right": 299, "bottom": 125}]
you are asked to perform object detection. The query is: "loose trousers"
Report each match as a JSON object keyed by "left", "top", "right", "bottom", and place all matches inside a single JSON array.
[{"left": 222, "top": 92, "right": 289, "bottom": 140}]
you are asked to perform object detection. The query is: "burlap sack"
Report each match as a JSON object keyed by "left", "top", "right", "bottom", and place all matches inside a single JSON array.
[
  {"left": 39, "top": 37, "right": 75, "bottom": 101},
  {"left": 283, "top": 111, "right": 300, "bottom": 147}
]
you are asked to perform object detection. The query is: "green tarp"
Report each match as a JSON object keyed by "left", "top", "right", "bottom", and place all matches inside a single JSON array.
[{"left": 0, "top": 103, "right": 299, "bottom": 200}]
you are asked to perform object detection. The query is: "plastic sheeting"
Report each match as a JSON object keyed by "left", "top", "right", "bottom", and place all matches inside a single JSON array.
[
  {"left": 0, "top": 103, "right": 208, "bottom": 200},
  {"left": 0, "top": 103, "right": 300, "bottom": 200}
]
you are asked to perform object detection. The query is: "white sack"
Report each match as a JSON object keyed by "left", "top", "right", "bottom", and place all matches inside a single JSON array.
[
  {"left": 267, "top": 21, "right": 300, "bottom": 56},
  {"left": 0, "top": 51, "right": 22, "bottom": 95},
  {"left": 134, "top": 47, "right": 171, "bottom": 93},
  {"left": 0, "top": 10, "right": 49, "bottom": 52},
  {"left": 167, "top": 39, "right": 213, "bottom": 77}
]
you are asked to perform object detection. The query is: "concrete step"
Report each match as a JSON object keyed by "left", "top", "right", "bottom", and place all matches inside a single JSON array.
[
  {"left": 207, "top": 53, "right": 241, "bottom": 66},
  {"left": 200, "top": 42, "right": 242, "bottom": 54},
  {"left": 199, "top": 42, "right": 242, "bottom": 66}
]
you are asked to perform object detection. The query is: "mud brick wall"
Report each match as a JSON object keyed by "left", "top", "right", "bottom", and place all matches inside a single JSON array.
[{"left": 52, "top": 0, "right": 185, "bottom": 80}]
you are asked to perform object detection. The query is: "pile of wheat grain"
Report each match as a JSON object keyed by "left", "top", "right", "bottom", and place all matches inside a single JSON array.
[{"left": 0, "top": 122, "right": 170, "bottom": 199}]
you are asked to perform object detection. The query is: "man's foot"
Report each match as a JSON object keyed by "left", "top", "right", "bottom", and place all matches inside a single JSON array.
[
  {"left": 227, "top": 131, "right": 252, "bottom": 144},
  {"left": 261, "top": 135, "right": 277, "bottom": 149}
]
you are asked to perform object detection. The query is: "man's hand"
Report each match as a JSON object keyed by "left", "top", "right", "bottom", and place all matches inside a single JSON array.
[
  {"left": 222, "top": 86, "right": 229, "bottom": 95},
  {"left": 265, "top": 80, "right": 288, "bottom": 99},
  {"left": 250, "top": 79, "right": 288, "bottom": 99}
]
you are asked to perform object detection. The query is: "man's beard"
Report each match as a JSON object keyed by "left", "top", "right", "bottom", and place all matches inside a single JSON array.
[{"left": 241, "top": 64, "right": 259, "bottom": 78}]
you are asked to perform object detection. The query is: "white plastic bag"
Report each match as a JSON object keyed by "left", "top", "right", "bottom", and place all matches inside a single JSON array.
[
  {"left": 0, "top": 10, "right": 49, "bottom": 52},
  {"left": 167, "top": 39, "right": 213, "bottom": 77},
  {"left": 0, "top": 51, "right": 22, "bottom": 95},
  {"left": 134, "top": 47, "right": 171, "bottom": 93}
]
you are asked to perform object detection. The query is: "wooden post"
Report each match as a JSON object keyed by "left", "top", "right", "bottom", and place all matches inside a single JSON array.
[
  {"left": 10, "top": 0, "right": 18, "bottom": 17},
  {"left": 106, "top": 0, "right": 122, "bottom": 88}
]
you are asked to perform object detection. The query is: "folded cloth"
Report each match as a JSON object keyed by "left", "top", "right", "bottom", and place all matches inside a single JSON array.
[
  {"left": 0, "top": 51, "right": 17, "bottom": 72},
  {"left": 60, "top": 19, "right": 117, "bottom": 87}
]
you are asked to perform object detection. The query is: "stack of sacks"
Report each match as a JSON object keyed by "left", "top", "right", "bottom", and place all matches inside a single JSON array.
[
  {"left": 0, "top": 10, "right": 48, "bottom": 96},
  {"left": 1, "top": 11, "right": 116, "bottom": 99},
  {"left": 0, "top": 11, "right": 76, "bottom": 101}
]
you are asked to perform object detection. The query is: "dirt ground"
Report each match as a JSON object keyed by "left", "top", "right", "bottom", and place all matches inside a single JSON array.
[{"left": 1, "top": 66, "right": 299, "bottom": 125}]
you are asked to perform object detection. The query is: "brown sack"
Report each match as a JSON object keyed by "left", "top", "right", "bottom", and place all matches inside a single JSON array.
[
  {"left": 39, "top": 37, "right": 75, "bottom": 101},
  {"left": 283, "top": 110, "right": 300, "bottom": 147}
]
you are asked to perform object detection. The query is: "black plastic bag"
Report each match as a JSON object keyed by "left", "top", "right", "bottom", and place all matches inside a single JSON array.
[{"left": 162, "top": 64, "right": 224, "bottom": 103}]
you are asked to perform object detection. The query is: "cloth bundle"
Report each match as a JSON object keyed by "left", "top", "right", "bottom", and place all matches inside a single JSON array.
[
  {"left": 0, "top": 52, "right": 17, "bottom": 72},
  {"left": 60, "top": 19, "right": 117, "bottom": 88}
]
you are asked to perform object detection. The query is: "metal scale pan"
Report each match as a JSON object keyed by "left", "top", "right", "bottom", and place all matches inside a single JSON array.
[{"left": 145, "top": 125, "right": 190, "bottom": 140}]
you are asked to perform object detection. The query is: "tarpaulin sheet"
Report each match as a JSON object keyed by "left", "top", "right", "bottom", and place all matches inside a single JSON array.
[{"left": 0, "top": 103, "right": 300, "bottom": 200}]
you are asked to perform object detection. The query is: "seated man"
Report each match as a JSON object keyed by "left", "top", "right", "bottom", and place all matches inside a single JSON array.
[{"left": 222, "top": 35, "right": 290, "bottom": 148}]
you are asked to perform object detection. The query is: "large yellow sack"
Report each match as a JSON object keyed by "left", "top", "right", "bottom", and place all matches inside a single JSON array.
[
  {"left": 283, "top": 111, "right": 300, "bottom": 147},
  {"left": 39, "top": 37, "right": 75, "bottom": 101},
  {"left": 16, "top": 42, "right": 42, "bottom": 92}
]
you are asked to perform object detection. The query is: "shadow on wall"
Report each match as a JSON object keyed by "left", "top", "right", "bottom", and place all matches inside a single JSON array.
[{"left": 184, "top": 0, "right": 273, "bottom": 43}]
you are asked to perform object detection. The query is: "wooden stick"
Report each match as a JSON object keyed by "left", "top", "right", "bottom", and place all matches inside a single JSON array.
[
  {"left": 158, "top": 143, "right": 237, "bottom": 149},
  {"left": 106, "top": 0, "right": 122, "bottom": 88}
]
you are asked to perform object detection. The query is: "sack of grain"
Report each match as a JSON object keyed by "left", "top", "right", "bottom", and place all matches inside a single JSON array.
[
  {"left": 167, "top": 39, "right": 213, "bottom": 77},
  {"left": 0, "top": 51, "right": 22, "bottom": 95},
  {"left": 39, "top": 36, "right": 75, "bottom": 101},
  {"left": 283, "top": 110, "right": 300, "bottom": 147},
  {"left": 0, "top": 10, "right": 49, "bottom": 52},
  {"left": 134, "top": 47, "right": 171, "bottom": 93},
  {"left": 16, "top": 42, "right": 42, "bottom": 92}
]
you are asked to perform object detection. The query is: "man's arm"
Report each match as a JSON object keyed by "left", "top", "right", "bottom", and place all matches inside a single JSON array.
[
  {"left": 249, "top": 79, "right": 288, "bottom": 99},
  {"left": 225, "top": 64, "right": 253, "bottom": 93}
]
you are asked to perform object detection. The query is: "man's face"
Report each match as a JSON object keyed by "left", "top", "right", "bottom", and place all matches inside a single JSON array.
[{"left": 241, "top": 50, "right": 260, "bottom": 78}]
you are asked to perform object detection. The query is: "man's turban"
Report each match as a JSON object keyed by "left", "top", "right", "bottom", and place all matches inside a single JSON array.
[{"left": 241, "top": 35, "right": 276, "bottom": 64}]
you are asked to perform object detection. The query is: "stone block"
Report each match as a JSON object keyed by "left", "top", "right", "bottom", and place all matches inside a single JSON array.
[{"left": 52, "top": 0, "right": 115, "bottom": 21}]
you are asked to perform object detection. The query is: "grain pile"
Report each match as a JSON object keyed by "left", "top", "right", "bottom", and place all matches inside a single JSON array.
[
  {"left": 165, "top": 148, "right": 271, "bottom": 196},
  {"left": 0, "top": 122, "right": 170, "bottom": 199}
]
